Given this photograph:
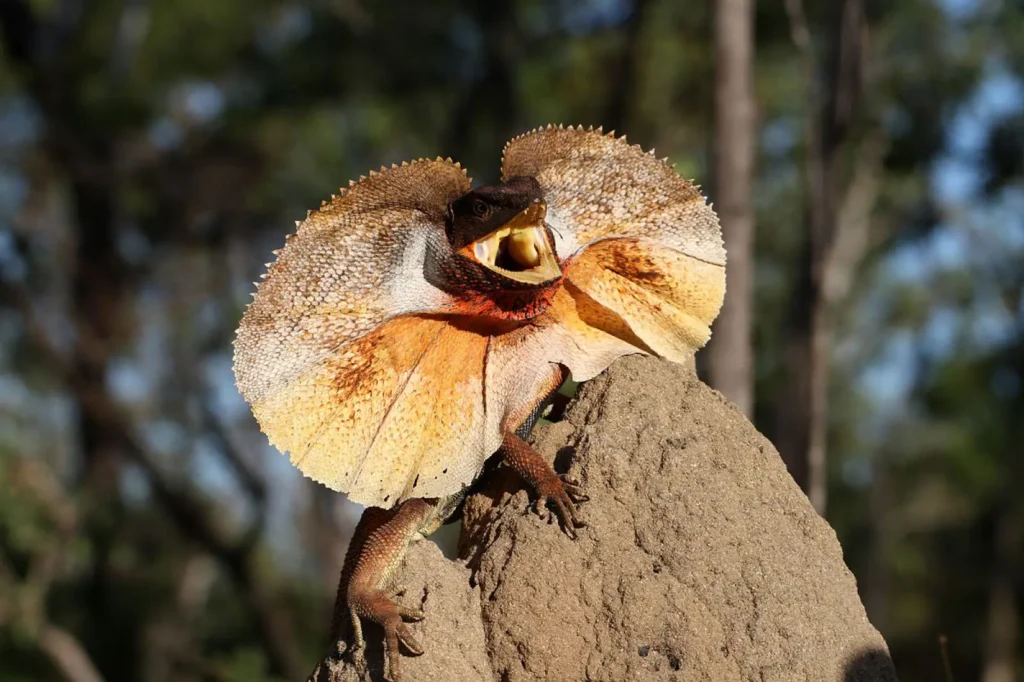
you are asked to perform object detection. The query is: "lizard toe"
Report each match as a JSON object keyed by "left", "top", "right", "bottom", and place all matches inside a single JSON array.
[
  {"left": 395, "top": 621, "right": 424, "bottom": 656},
  {"left": 382, "top": 618, "right": 423, "bottom": 682},
  {"left": 558, "top": 474, "right": 590, "bottom": 503},
  {"left": 398, "top": 604, "right": 425, "bottom": 622}
]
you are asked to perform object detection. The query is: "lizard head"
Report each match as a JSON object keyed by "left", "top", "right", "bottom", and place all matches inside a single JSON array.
[{"left": 445, "top": 176, "right": 562, "bottom": 288}]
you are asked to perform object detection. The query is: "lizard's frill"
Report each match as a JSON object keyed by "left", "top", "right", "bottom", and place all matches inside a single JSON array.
[
  {"left": 232, "top": 158, "right": 488, "bottom": 507},
  {"left": 234, "top": 158, "right": 471, "bottom": 329},
  {"left": 233, "top": 127, "right": 726, "bottom": 511},
  {"left": 501, "top": 125, "right": 726, "bottom": 369}
]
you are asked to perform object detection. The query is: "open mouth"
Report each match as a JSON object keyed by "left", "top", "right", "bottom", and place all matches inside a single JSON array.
[{"left": 457, "top": 201, "right": 562, "bottom": 284}]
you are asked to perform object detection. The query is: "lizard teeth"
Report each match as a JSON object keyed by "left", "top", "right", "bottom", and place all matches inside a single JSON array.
[{"left": 474, "top": 240, "right": 491, "bottom": 263}]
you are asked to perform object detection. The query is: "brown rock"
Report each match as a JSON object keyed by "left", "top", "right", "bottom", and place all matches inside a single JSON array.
[{"left": 310, "top": 356, "right": 898, "bottom": 681}]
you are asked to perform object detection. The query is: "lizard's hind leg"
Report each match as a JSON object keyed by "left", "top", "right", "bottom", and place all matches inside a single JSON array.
[{"left": 329, "top": 497, "right": 455, "bottom": 682}]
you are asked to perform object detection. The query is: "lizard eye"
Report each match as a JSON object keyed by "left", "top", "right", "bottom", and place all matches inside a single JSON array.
[{"left": 472, "top": 200, "right": 490, "bottom": 218}]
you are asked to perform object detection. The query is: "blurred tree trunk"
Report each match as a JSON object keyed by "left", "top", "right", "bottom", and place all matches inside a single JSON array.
[
  {"left": 605, "top": 0, "right": 653, "bottom": 134},
  {"left": 706, "top": 0, "right": 756, "bottom": 417},
  {"left": 441, "top": 0, "right": 521, "bottom": 173},
  {"left": 68, "top": 151, "right": 133, "bottom": 669},
  {"left": 983, "top": 416, "right": 1022, "bottom": 682},
  {"left": 779, "top": 0, "right": 868, "bottom": 515},
  {"left": 862, "top": 454, "right": 891, "bottom": 633},
  {"left": 981, "top": 504, "right": 1020, "bottom": 682}
]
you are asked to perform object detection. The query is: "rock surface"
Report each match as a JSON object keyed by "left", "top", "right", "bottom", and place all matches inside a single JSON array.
[{"left": 310, "top": 357, "right": 898, "bottom": 681}]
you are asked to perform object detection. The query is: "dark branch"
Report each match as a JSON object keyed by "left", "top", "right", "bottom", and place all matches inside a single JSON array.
[{"left": 604, "top": 0, "right": 654, "bottom": 133}]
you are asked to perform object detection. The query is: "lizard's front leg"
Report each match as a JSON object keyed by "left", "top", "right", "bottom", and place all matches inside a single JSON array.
[
  {"left": 499, "top": 364, "right": 589, "bottom": 538},
  {"left": 501, "top": 429, "right": 589, "bottom": 538},
  {"left": 330, "top": 496, "right": 458, "bottom": 682}
]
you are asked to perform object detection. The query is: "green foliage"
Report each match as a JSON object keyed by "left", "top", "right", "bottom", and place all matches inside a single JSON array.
[{"left": 219, "top": 647, "right": 280, "bottom": 682}]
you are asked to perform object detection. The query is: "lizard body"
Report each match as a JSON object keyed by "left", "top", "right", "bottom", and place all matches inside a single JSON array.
[
  {"left": 233, "top": 125, "right": 725, "bottom": 680},
  {"left": 327, "top": 368, "right": 574, "bottom": 681}
]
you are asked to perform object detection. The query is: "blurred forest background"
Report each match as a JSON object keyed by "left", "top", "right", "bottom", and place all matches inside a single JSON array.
[{"left": 0, "top": 0, "right": 1021, "bottom": 681}]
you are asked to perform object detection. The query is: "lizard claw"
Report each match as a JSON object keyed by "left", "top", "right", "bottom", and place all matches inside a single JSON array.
[
  {"left": 530, "top": 473, "right": 586, "bottom": 539},
  {"left": 346, "top": 639, "right": 368, "bottom": 678},
  {"left": 397, "top": 604, "right": 425, "bottom": 622},
  {"left": 335, "top": 500, "right": 443, "bottom": 682},
  {"left": 382, "top": 616, "right": 424, "bottom": 682},
  {"left": 558, "top": 474, "right": 590, "bottom": 503},
  {"left": 501, "top": 430, "right": 586, "bottom": 540},
  {"left": 345, "top": 592, "right": 427, "bottom": 682}
]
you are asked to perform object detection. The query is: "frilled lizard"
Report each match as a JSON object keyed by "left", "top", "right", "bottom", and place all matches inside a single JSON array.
[{"left": 233, "top": 125, "right": 725, "bottom": 681}]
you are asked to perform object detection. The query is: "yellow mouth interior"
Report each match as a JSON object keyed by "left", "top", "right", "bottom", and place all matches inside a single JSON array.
[{"left": 458, "top": 202, "right": 561, "bottom": 284}]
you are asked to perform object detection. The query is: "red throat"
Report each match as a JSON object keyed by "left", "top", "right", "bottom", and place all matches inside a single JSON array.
[{"left": 437, "top": 280, "right": 563, "bottom": 323}]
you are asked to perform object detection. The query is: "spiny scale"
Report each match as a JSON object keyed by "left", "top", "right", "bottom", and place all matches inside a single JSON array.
[{"left": 501, "top": 126, "right": 678, "bottom": 178}]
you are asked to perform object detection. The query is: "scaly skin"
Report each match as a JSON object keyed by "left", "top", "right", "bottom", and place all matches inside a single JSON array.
[
  {"left": 499, "top": 364, "right": 588, "bottom": 539},
  {"left": 332, "top": 366, "right": 587, "bottom": 681},
  {"left": 499, "top": 430, "right": 588, "bottom": 539},
  {"left": 329, "top": 496, "right": 460, "bottom": 681}
]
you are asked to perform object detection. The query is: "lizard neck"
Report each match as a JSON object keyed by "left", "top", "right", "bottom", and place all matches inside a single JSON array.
[{"left": 436, "top": 279, "right": 563, "bottom": 323}]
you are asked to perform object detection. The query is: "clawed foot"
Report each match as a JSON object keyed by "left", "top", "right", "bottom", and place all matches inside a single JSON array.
[
  {"left": 344, "top": 592, "right": 425, "bottom": 682},
  {"left": 328, "top": 499, "right": 449, "bottom": 682},
  {"left": 381, "top": 610, "right": 425, "bottom": 682},
  {"left": 528, "top": 472, "right": 589, "bottom": 539},
  {"left": 499, "top": 429, "right": 589, "bottom": 539}
]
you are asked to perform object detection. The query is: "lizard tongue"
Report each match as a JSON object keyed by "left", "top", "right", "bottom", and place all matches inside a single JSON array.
[
  {"left": 507, "top": 228, "right": 542, "bottom": 267},
  {"left": 472, "top": 226, "right": 544, "bottom": 270}
]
